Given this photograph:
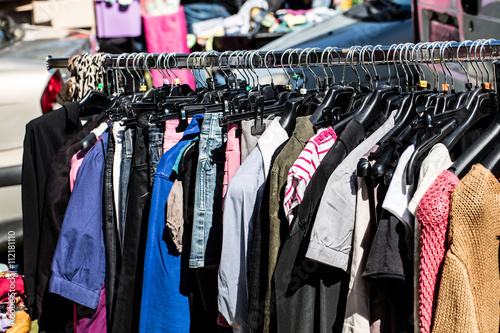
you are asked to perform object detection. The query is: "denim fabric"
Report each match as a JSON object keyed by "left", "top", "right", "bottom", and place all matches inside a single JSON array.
[
  {"left": 111, "top": 114, "right": 150, "bottom": 333},
  {"left": 49, "top": 132, "right": 108, "bottom": 310},
  {"left": 119, "top": 128, "right": 134, "bottom": 249},
  {"left": 112, "top": 123, "right": 125, "bottom": 245},
  {"left": 139, "top": 114, "right": 204, "bottom": 333},
  {"left": 183, "top": 3, "right": 230, "bottom": 34},
  {"left": 148, "top": 123, "right": 164, "bottom": 183},
  {"left": 189, "top": 112, "right": 224, "bottom": 268}
]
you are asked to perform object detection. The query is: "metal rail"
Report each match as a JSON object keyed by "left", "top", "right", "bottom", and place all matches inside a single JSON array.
[{"left": 46, "top": 39, "right": 500, "bottom": 71}]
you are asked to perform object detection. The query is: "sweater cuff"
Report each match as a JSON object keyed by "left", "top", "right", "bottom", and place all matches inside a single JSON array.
[
  {"left": 305, "top": 241, "right": 350, "bottom": 272},
  {"left": 49, "top": 275, "right": 100, "bottom": 309}
]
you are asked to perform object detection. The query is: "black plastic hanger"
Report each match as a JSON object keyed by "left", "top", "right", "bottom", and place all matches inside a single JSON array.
[
  {"left": 406, "top": 113, "right": 459, "bottom": 184},
  {"left": 481, "top": 142, "right": 500, "bottom": 178},
  {"left": 449, "top": 103, "right": 500, "bottom": 179},
  {"left": 441, "top": 88, "right": 495, "bottom": 151}
]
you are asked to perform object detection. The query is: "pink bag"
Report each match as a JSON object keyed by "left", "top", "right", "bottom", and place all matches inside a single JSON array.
[{"left": 143, "top": 8, "right": 195, "bottom": 89}]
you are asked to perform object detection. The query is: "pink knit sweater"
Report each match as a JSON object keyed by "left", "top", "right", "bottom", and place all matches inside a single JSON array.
[{"left": 416, "top": 169, "right": 459, "bottom": 333}]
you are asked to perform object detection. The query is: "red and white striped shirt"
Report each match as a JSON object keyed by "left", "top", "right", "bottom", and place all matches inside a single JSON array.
[{"left": 283, "top": 127, "right": 337, "bottom": 225}]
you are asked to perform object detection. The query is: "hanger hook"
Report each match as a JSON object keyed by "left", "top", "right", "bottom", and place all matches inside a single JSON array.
[
  {"left": 144, "top": 53, "right": 154, "bottom": 85},
  {"left": 341, "top": 46, "right": 352, "bottom": 84},
  {"left": 227, "top": 51, "right": 238, "bottom": 81},
  {"left": 264, "top": 50, "right": 276, "bottom": 85},
  {"left": 437, "top": 42, "right": 449, "bottom": 89},
  {"left": 390, "top": 44, "right": 401, "bottom": 87},
  {"left": 386, "top": 44, "right": 398, "bottom": 85},
  {"left": 457, "top": 40, "right": 471, "bottom": 87},
  {"left": 132, "top": 53, "right": 144, "bottom": 83},
  {"left": 370, "top": 45, "right": 383, "bottom": 88},
  {"left": 474, "top": 39, "right": 485, "bottom": 85},
  {"left": 330, "top": 47, "right": 341, "bottom": 84},
  {"left": 288, "top": 48, "right": 302, "bottom": 90},
  {"left": 125, "top": 53, "right": 137, "bottom": 93},
  {"left": 230, "top": 51, "right": 246, "bottom": 86},
  {"left": 135, "top": 53, "right": 147, "bottom": 82},
  {"left": 480, "top": 39, "right": 492, "bottom": 84},
  {"left": 244, "top": 50, "right": 256, "bottom": 87},
  {"left": 416, "top": 42, "right": 428, "bottom": 84},
  {"left": 306, "top": 47, "right": 320, "bottom": 91},
  {"left": 202, "top": 50, "right": 215, "bottom": 83},
  {"left": 280, "top": 49, "right": 293, "bottom": 86},
  {"left": 298, "top": 48, "right": 309, "bottom": 89},
  {"left": 236, "top": 51, "right": 250, "bottom": 87},
  {"left": 156, "top": 53, "right": 168, "bottom": 82},
  {"left": 165, "top": 53, "right": 177, "bottom": 85},
  {"left": 402, "top": 43, "right": 414, "bottom": 91},
  {"left": 468, "top": 40, "right": 481, "bottom": 87},
  {"left": 442, "top": 41, "right": 455, "bottom": 91},
  {"left": 352, "top": 46, "right": 362, "bottom": 88},
  {"left": 169, "top": 53, "right": 180, "bottom": 84},
  {"left": 319, "top": 47, "right": 331, "bottom": 85},
  {"left": 162, "top": 53, "right": 174, "bottom": 84},
  {"left": 359, "top": 45, "right": 371, "bottom": 90},
  {"left": 187, "top": 52, "right": 203, "bottom": 87},
  {"left": 218, "top": 50, "right": 232, "bottom": 81},
  {"left": 393, "top": 44, "right": 404, "bottom": 90},
  {"left": 427, "top": 42, "right": 439, "bottom": 89},
  {"left": 115, "top": 53, "right": 128, "bottom": 92},
  {"left": 249, "top": 50, "right": 262, "bottom": 88},
  {"left": 249, "top": 50, "right": 260, "bottom": 88}
]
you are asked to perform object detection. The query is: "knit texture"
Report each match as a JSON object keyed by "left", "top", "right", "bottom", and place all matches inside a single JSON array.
[
  {"left": 432, "top": 164, "right": 500, "bottom": 333},
  {"left": 416, "top": 169, "right": 459, "bottom": 333}
]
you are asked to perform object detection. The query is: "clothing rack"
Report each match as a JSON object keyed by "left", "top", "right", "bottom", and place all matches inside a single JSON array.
[{"left": 46, "top": 39, "right": 500, "bottom": 71}]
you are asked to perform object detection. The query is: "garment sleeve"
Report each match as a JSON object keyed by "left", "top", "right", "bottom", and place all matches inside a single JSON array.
[
  {"left": 21, "top": 123, "right": 38, "bottom": 316},
  {"left": 49, "top": 137, "right": 107, "bottom": 310}
]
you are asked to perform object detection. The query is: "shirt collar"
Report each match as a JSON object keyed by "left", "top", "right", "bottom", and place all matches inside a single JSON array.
[
  {"left": 258, "top": 117, "right": 289, "bottom": 177},
  {"left": 292, "top": 116, "right": 316, "bottom": 145},
  {"left": 183, "top": 114, "right": 204, "bottom": 137}
]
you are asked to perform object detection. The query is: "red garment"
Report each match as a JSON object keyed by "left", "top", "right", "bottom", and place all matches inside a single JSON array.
[
  {"left": 0, "top": 271, "right": 25, "bottom": 300},
  {"left": 416, "top": 170, "right": 459, "bottom": 333}
]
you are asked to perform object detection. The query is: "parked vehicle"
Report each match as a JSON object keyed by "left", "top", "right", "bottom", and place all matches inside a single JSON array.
[{"left": 0, "top": 15, "right": 93, "bottom": 256}]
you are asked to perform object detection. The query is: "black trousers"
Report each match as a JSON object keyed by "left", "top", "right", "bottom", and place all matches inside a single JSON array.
[
  {"left": 102, "top": 130, "right": 120, "bottom": 327},
  {"left": 110, "top": 114, "right": 151, "bottom": 333}
]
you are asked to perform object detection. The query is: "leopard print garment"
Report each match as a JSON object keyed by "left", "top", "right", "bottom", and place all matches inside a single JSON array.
[
  {"left": 56, "top": 53, "right": 109, "bottom": 104},
  {"left": 75, "top": 53, "right": 108, "bottom": 99}
]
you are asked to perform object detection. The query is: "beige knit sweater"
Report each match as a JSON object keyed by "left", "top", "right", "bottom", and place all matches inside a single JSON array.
[{"left": 432, "top": 164, "right": 500, "bottom": 333}]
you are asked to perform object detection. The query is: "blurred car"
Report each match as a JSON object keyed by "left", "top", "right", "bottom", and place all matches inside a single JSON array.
[{"left": 0, "top": 15, "right": 93, "bottom": 255}]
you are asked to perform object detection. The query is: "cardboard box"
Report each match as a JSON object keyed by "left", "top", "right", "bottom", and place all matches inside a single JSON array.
[{"left": 33, "top": 0, "right": 95, "bottom": 29}]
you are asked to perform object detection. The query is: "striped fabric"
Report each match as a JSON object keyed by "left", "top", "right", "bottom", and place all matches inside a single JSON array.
[{"left": 283, "top": 127, "right": 337, "bottom": 225}]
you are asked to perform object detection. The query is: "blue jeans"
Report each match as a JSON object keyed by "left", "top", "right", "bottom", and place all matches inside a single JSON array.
[
  {"left": 148, "top": 123, "right": 164, "bottom": 183},
  {"left": 183, "top": 3, "right": 230, "bottom": 34},
  {"left": 189, "top": 112, "right": 224, "bottom": 268},
  {"left": 119, "top": 128, "right": 134, "bottom": 248}
]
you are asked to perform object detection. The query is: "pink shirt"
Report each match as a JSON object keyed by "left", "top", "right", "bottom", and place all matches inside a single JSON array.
[
  {"left": 283, "top": 127, "right": 337, "bottom": 224},
  {"left": 416, "top": 169, "right": 459, "bottom": 333},
  {"left": 69, "top": 147, "right": 92, "bottom": 191},
  {"left": 223, "top": 123, "right": 241, "bottom": 198}
]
